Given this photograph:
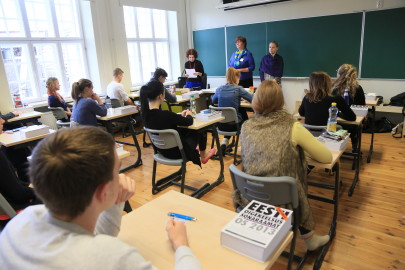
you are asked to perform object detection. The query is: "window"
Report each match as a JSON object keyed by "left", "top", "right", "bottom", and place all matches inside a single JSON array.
[
  {"left": 123, "top": 6, "right": 171, "bottom": 86},
  {"left": 0, "top": 0, "right": 86, "bottom": 103}
]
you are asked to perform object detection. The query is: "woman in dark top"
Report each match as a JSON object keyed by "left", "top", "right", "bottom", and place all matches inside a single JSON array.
[
  {"left": 332, "top": 64, "right": 366, "bottom": 105},
  {"left": 299, "top": 72, "right": 356, "bottom": 125},
  {"left": 184, "top": 49, "right": 205, "bottom": 89},
  {"left": 141, "top": 80, "right": 215, "bottom": 165},
  {"left": 0, "top": 117, "right": 41, "bottom": 219},
  {"left": 47, "top": 77, "right": 72, "bottom": 121}
]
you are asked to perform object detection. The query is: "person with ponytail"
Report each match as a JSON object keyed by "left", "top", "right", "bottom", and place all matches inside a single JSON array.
[
  {"left": 141, "top": 80, "right": 216, "bottom": 166},
  {"left": 332, "top": 64, "right": 365, "bottom": 105},
  {"left": 47, "top": 77, "right": 72, "bottom": 120},
  {"left": 71, "top": 79, "right": 107, "bottom": 126}
]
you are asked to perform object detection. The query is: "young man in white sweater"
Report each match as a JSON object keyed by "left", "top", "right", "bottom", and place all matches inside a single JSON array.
[{"left": 0, "top": 126, "right": 201, "bottom": 270}]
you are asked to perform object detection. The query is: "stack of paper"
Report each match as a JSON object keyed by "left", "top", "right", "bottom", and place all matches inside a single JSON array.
[{"left": 20, "top": 125, "right": 49, "bottom": 138}]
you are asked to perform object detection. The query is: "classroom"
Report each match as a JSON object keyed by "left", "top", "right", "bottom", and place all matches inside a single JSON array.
[{"left": 0, "top": 0, "right": 404, "bottom": 269}]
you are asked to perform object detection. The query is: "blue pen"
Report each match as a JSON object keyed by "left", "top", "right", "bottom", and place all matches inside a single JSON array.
[{"left": 168, "top": 212, "right": 197, "bottom": 221}]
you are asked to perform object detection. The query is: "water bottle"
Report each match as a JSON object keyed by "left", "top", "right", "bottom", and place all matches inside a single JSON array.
[
  {"left": 327, "top": 102, "right": 339, "bottom": 132},
  {"left": 105, "top": 95, "right": 112, "bottom": 109},
  {"left": 190, "top": 94, "right": 197, "bottom": 115},
  {"left": 344, "top": 89, "right": 350, "bottom": 104}
]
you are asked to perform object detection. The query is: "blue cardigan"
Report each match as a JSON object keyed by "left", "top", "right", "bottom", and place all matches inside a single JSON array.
[
  {"left": 72, "top": 98, "right": 107, "bottom": 126},
  {"left": 228, "top": 49, "right": 255, "bottom": 81}
]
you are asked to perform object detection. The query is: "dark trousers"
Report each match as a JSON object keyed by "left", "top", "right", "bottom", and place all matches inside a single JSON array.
[{"left": 238, "top": 78, "right": 253, "bottom": 88}]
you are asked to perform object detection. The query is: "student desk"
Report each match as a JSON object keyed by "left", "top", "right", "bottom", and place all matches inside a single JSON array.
[
  {"left": 177, "top": 116, "right": 225, "bottom": 198},
  {"left": 7, "top": 111, "right": 43, "bottom": 126},
  {"left": 0, "top": 129, "right": 55, "bottom": 148},
  {"left": 305, "top": 147, "right": 346, "bottom": 269},
  {"left": 98, "top": 109, "right": 142, "bottom": 173},
  {"left": 337, "top": 116, "right": 365, "bottom": 196},
  {"left": 118, "top": 190, "right": 293, "bottom": 270}
]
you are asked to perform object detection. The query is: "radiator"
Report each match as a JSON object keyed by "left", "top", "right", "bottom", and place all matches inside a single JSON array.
[{"left": 39, "top": 112, "right": 58, "bottom": 130}]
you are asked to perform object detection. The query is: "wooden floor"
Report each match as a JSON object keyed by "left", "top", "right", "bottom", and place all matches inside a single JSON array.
[{"left": 118, "top": 130, "right": 405, "bottom": 270}]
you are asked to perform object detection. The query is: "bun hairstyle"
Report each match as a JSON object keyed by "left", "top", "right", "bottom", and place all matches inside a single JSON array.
[
  {"left": 252, "top": 80, "right": 284, "bottom": 115},
  {"left": 140, "top": 80, "right": 165, "bottom": 123},
  {"left": 71, "top": 79, "right": 93, "bottom": 101}
]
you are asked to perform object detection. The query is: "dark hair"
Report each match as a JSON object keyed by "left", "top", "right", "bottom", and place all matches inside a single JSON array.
[
  {"left": 140, "top": 80, "right": 165, "bottom": 123},
  {"left": 152, "top": 68, "right": 168, "bottom": 81},
  {"left": 29, "top": 127, "right": 115, "bottom": 219},
  {"left": 186, "top": 49, "right": 198, "bottom": 58},
  {"left": 113, "top": 68, "right": 124, "bottom": 77},
  {"left": 306, "top": 72, "right": 332, "bottom": 103},
  {"left": 270, "top": 41, "right": 279, "bottom": 48},
  {"left": 235, "top": 36, "right": 247, "bottom": 48},
  {"left": 71, "top": 78, "right": 93, "bottom": 101}
]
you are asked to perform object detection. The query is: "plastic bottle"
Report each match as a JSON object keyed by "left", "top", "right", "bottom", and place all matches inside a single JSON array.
[
  {"left": 344, "top": 89, "right": 350, "bottom": 104},
  {"left": 105, "top": 95, "right": 112, "bottom": 109},
  {"left": 190, "top": 94, "right": 197, "bottom": 115},
  {"left": 327, "top": 102, "right": 339, "bottom": 132}
]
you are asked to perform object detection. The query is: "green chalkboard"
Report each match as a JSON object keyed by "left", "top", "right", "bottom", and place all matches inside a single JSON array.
[
  {"left": 362, "top": 8, "right": 405, "bottom": 79},
  {"left": 226, "top": 23, "right": 267, "bottom": 77},
  {"left": 193, "top": 27, "right": 226, "bottom": 76},
  {"left": 266, "top": 13, "right": 362, "bottom": 77}
]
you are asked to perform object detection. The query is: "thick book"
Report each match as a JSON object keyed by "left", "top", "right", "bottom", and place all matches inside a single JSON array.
[
  {"left": 221, "top": 200, "right": 293, "bottom": 263},
  {"left": 317, "top": 132, "right": 350, "bottom": 151},
  {"left": 195, "top": 110, "right": 222, "bottom": 121},
  {"left": 114, "top": 105, "right": 137, "bottom": 114},
  {"left": 19, "top": 125, "right": 49, "bottom": 138},
  {"left": 350, "top": 105, "right": 368, "bottom": 117}
]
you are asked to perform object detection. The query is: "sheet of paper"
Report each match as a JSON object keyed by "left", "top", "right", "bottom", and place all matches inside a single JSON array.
[{"left": 185, "top": 69, "right": 197, "bottom": 78}]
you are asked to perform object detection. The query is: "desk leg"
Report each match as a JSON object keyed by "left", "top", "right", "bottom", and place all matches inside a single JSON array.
[
  {"left": 367, "top": 106, "right": 375, "bottom": 163},
  {"left": 108, "top": 118, "right": 142, "bottom": 173},
  {"left": 348, "top": 123, "right": 362, "bottom": 196},
  {"left": 192, "top": 126, "right": 224, "bottom": 198}
]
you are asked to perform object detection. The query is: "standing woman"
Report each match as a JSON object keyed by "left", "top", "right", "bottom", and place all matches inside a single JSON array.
[
  {"left": 228, "top": 36, "right": 255, "bottom": 88},
  {"left": 332, "top": 64, "right": 366, "bottom": 105},
  {"left": 47, "top": 77, "right": 72, "bottom": 120},
  {"left": 238, "top": 80, "right": 331, "bottom": 251},
  {"left": 259, "top": 41, "right": 284, "bottom": 84},
  {"left": 71, "top": 79, "right": 107, "bottom": 126},
  {"left": 184, "top": 49, "right": 205, "bottom": 89}
]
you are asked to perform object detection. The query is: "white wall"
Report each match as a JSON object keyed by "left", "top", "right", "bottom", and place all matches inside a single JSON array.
[{"left": 188, "top": 0, "right": 405, "bottom": 113}]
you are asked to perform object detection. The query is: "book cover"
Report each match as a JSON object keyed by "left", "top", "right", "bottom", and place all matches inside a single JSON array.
[{"left": 221, "top": 200, "right": 293, "bottom": 263}]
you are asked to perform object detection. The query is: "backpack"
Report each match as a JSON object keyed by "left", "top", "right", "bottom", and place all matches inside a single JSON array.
[{"left": 389, "top": 92, "right": 405, "bottom": 106}]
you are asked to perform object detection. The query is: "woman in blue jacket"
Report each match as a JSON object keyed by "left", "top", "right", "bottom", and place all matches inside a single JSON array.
[{"left": 228, "top": 36, "right": 255, "bottom": 88}]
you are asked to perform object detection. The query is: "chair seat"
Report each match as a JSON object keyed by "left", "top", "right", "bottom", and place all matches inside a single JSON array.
[
  {"left": 153, "top": 153, "right": 184, "bottom": 166},
  {"left": 56, "top": 120, "right": 71, "bottom": 128},
  {"left": 217, "top": 129, "right": 238, "bottom": 136}
]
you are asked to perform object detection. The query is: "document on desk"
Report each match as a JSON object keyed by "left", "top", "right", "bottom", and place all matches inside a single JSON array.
[{"left": 185, "top": 69, "right": 197, "bottom": 78}]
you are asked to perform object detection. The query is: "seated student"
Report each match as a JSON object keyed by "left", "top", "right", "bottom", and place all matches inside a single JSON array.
[
  {"left": 332, "top": 64, "right": 366, "bottom": 106},
  {"left": 0, "top": 117, "right": 41, "bottom": 226},
  {"left": 71, "top": 79, "right": 107, "bottom": 126},
  {"left": 237, "top": 80, "right": 332, "bottom": 251},
  {"left": 141, "top": 80, "right": 216, "bottom": 165},
  {"left": 107, "top": 68, "right": 135, "bottom": 106},
  {"left": 212, "top": 67, "right": 253, "bottom": 154},
  {"left": 47, "top": 77, "right": 72, "bottom": 120},
  {"left": 298, "top": 72, "right": 356, "bottom": 125},
  {"left": 149, "top": 67, "right": 177, "bottom": 103},
  {"left": 0, "top": 126, "right": 201, "bottom": 269}
]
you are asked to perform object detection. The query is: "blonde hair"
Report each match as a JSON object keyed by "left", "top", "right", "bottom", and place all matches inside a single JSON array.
[
  {"left": 226, "top": 67, "right": 241, "bottom": 85},
  {"left": 305, "top": 72, "right": 332, "bottom": 103},
  {"left": 252, "top": 80, "right": 284, "bottom": 115},
  {"left": 333, "top": 64, "right": 359, "bottom": 99}
]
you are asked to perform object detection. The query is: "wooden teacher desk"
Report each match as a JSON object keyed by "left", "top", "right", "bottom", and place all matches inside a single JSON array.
[{"left": 118, "top": 190, "right": 292, "bottom": 270}]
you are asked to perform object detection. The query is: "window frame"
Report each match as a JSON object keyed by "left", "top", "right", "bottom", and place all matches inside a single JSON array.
[{"left": 0, "top": 0, "right": 88, "bottom": 104}]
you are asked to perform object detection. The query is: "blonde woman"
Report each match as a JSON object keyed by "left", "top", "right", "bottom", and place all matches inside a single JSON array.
[
  {"left": 332, "top": 64, "right": 365, "bottom": 105},
  {"left": 212, "top": 67, "right": 253, "bottom": 153},
  {"left": 47, "top": 77, "right": 72, "bottom": 119},
  {"left": 239, "top": 80, "right": 332, "bottom": 251}
]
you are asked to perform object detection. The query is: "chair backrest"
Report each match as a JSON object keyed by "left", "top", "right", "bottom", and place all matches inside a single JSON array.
[
  {"left": 0, "top": 193, "right": 17, "bottom": 219},
  {"left": 201, "top": 73, "right": 207, "bottom": 89},
  {"left": 178, "top": 77, "right": 187, "bottom": 88},
  {"left": 70, "top": 118, "right": 80, "bottom": 128},
  {"left": 111, "top": 98, "right": 123, "bottom": 108},
  {"left": 48, "top": 107, "right": 68, "bottom": 121},
  {"left": 229, "top": 164, "right": 299, "bottom": 209},
  {"left": 209, "top": 105, "right": 238, "bottom": 124},
  {"left": 144, "top": 128, "right": 184, "bottom": 151}
]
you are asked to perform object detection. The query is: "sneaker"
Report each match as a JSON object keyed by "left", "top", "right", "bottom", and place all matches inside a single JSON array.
[{"left": 220, "top": 144, "right": 227, "bottom": 156}]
